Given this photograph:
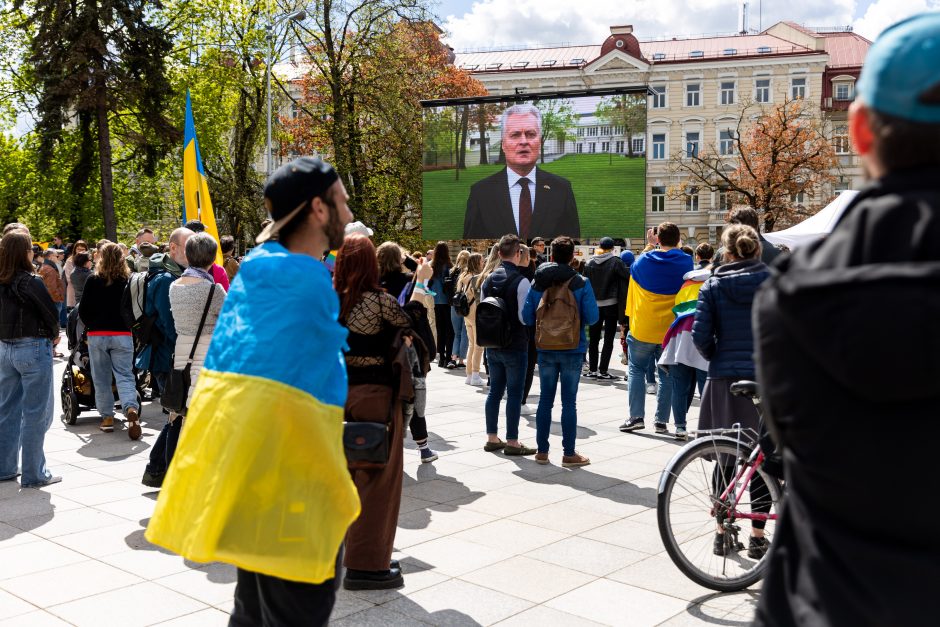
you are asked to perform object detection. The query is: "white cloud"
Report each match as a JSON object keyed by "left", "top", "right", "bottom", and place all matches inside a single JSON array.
[
  {"left": 853, "top": 0, "right": 940, "bottom": 40},
  {"left": 442, "top": 0, "right": 857, "bottom": 50}
]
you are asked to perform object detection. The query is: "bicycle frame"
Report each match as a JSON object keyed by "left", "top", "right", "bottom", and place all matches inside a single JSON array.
[{"left": 716, "top": 445, "right": 777, "bottom": 524}]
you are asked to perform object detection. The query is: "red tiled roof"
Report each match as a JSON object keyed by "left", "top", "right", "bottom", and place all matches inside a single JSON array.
[
  {"left": 455, "top": 45, "right": 601, "bottom": 71},
  {"left": 820, "top": 32, "right": 870, "bottom": 68}
]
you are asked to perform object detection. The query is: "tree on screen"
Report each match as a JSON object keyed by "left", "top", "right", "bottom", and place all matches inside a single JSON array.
[
  {"left": 594, "top": 94, "right": 646, "bottom": 163},
  {"left": 669, "top": 98, "right": 838, "bottom": 231},
  {"left": 536, "top": 99, "right": 577, "bottom": 164}
]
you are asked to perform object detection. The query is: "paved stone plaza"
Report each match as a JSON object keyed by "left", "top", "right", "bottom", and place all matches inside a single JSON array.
[{"left": 0, "top": 351, "right": 759, "bottom": 626}]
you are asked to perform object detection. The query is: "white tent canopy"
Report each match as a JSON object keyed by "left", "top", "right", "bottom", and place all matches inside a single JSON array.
[{"left": 763, "top": 190, "right": 860, "bottom": 251}]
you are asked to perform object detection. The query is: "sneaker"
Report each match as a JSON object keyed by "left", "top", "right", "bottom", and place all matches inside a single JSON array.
[
  {"left": 99, "top": 416, "right": 114, "bottom": 432},
  {"left": 562, "top": 453, "right": 591, "bottom": 468},
  {"left": 503, "top": 443, "right": 537, "bottom": 456},
  {"left": 465, "top": 374, "right": 473, "bottom": 385},
  {"left": 534, "top": 452, "right": 550, "bottom": 465},
  {"left": 747, "top": 536, "right": 770, "bottom": 559},
  {"left": 619, "top": 418, "right": 645, "bottom": 432},
  {"left": 654, "top": 422, "right": 668, "bottom": 434},
  {"left": 125, "top": 407, "right": 141, "bottom": 441},
  {"left": 445, "top": 360, "right": 457, "bottom": 369},
  {"left": 24, "top": 475, "right": 62, "bottom": 488},
  {"left": 520, "top": 404, "right": 536, "bottom": 415},
  {"left": 675, "top": 427, "right": 688, "bottom": 441},
  {"left": 420, "top": 448, "right": 438, "bottom": 463},
  {"left": 468, "top": 373, "right": 485, "bottom": 387},
  {"left": 713, "top": 533, "right": 730, "bottom": 556},
  {"left": 583, "top": 371, "right": 598, "bottom": 379},
  {"left": 455, "top": 362, "right": 465, "bottom": 369},
  {"left": 645, "top": 382, "right": 657, "bottom": 395},
  {"left": 597, "top": 372, "right": 615, "bottom": 380}
]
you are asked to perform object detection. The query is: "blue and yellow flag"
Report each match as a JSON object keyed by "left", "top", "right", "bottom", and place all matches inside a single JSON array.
[
  {"left": 625, "top": 249, "right": 694, "bottom": 344},
  {"left": 146, "top": 243, "right": 360, "bottom": 584},
  {"left": 183, "top": 91, "right": 223, "bottom": 265}
]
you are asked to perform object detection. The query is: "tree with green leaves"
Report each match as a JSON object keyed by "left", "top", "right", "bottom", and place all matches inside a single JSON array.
[
  {"left": 594, "top": 94, "right": 646, "bottom": 163},
  {"left": 15, "top": 0, "right": 178, "bottom": 241},
  {"left": 536, "top": 99, "right": 576, "bottom": 164}
]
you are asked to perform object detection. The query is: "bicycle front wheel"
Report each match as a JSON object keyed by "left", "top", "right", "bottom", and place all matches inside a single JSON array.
[{"left": 657, "top": 436, "right": 783, "bottom": 592}]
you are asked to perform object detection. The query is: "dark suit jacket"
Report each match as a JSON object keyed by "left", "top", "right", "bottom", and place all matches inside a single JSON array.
[{"left": 463, "top": 167, "right": 580, "bottom": 240}]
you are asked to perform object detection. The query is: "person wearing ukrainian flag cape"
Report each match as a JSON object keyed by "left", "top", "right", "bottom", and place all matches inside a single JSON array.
[
  {"left": 146, "top": 157, "right": 360, "bottom": 626},
  {"left": 619, "top": 222, "right": 693, "bottom": 435}
]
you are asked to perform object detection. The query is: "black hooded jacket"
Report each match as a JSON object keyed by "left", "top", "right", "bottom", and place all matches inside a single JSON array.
[{"left": 753, "top": 167, "right": 940, "bottom": 627}]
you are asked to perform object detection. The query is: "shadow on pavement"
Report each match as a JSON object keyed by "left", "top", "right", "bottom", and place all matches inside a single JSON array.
[
  {"left": 686, "top": 590, "right": 760, "bottom": 625},
  {"left": 397, "top": 465, "right": 485, "bottom": 531},
  {"left": 504, "top": 456, "right": 658, "bottom": 508}
]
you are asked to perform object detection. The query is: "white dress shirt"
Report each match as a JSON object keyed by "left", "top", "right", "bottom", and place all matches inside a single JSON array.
[{"left": 507, "top": 167, "right": 537, "bottom": 235}]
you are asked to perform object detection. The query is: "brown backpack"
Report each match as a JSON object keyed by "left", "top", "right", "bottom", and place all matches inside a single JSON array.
[{"left": 535, "top": 277, "right": 580, "bottom": 350}]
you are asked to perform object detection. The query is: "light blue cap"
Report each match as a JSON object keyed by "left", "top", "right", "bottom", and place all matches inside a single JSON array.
[{"left": 856, "top": 12, "right": 940, "bottom": 123}]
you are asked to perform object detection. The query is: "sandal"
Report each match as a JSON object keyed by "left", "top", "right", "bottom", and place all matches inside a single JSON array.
[{"left": 483, "top": 440, "right": 507, "bottom": 452}]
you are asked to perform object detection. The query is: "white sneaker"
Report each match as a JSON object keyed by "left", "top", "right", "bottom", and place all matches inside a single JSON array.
[
  {"left": 469, "top": 373, "right": 485, "bottom": 387},
  {"left": 465, "top": 374, "right": 473, "bottom": 385},
  {"left": 646, "top": 382, "right": 657, "bottom": 395},
  {"left": 521, "top": 404, "right": 536, "bottom": 415}
]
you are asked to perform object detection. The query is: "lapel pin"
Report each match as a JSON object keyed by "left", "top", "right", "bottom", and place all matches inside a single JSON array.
[{"left": 543, "top": 185, "right": 551, "bottom": 190}]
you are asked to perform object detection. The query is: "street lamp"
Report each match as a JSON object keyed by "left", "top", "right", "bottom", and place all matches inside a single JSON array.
[{"left": 266, "top": 9, "right": 306, "bottom": 177}]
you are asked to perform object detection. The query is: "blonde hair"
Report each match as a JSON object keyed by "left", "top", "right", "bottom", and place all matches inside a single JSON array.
[
  {"left": 454, "top": 249, "right": 470, "bottom": 273},
  {"left": 721, "top": 224, "right": 761, "bottom": 261},
  {"left": 460, "top": 252, "right": 483, "bottom": 284},
  {"left": 94, "top": 242, "right": 130, "bottom": 285},
  {"left": 478, "top": 243, "right": 502, "bottom": 286},
  {"left": 376, "top": 242, "right": 403, "bottom": 276}
]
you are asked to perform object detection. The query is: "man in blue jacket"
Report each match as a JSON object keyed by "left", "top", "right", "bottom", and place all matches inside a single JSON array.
[{"left": 523, "top": 236, "right": 599, "bottom": 467}]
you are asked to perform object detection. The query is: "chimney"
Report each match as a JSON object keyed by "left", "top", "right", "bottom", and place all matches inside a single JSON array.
[
  {"left": 739, "top": 1, "right": 749, "bottom": 35},
  {"left": 610, "top": 25, "right": 634, "bottom": 36}
]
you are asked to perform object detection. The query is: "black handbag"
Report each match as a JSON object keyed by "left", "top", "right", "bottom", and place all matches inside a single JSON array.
[
  {"left": 342, "top": 421, "right": 390, "bottom": 470},
  {"left": 161, "top": 285, "right": 214, "bottom": 414}
]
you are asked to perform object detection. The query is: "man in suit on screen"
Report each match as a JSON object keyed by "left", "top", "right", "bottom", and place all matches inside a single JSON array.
[{"left": 463, "top": 104, "right": 580, "bottom": 240}]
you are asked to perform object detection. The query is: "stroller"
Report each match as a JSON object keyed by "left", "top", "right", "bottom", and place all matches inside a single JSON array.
[{"left": 60, "top": 308, "right": 142, "bottom": 425}]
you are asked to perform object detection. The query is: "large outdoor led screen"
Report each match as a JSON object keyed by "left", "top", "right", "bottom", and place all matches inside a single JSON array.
[{"left": 422, "top": 92, "right": 647, "bottom": 241}]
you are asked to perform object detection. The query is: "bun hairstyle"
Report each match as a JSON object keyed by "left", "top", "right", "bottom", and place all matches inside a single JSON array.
[{"left": 721, "top": 224, "right": 761, "bottom": 260}]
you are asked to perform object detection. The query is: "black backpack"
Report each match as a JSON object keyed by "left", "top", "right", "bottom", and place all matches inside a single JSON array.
[
  {"left": 442, "top": 266, "right": 459, "bottom": 304},
  {"left": 453, "top": 278, "right": 473, "bottom": 317},
  {"left": 475, "top": 274, "right": 515, "bottom": 349}
]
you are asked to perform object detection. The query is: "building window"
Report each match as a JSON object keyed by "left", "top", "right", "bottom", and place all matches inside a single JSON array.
[
  {"left": 600, "top": 126, "right": 611, "bottom": 136},
  {"left": 631, "top": 137, "right": 644, "bottom": 154},
  {"left": 834, "top": 178, "right": 850, "bottom": 193},
  {"left": 834, "top": 82, "right": 854, "bottom": 101},
  {"left": 601, "top": 141, "right": 610, "bottom": 152},
  {"left": 791, "top": 76, "right": 807, "bottom": 99},
  {"left": 791, "top": 191, "right": 806, "bottom": 205},
  {"left": 652, "top": 133, "right": 666, "bottom": 160},
  {"left": 613, "top": 125, "right": 625, "bottom": 135},
  {"left": 589, "top": 142, "right": 596, "bottom": 153},
  {"left": 651, "top": 84, "right": 667, "bottom": 109},
  {"left": 686, "top": 83, "right": 701, "bottom": 107},
  {"left": 832, "top": 125, "right": 851, "bottom": 154},
  {"left": 615, "top": 140, "right": 624, "bottom": 152},
  {"left": 685, "top": 186, "right": 700, "bottom": 211},
  {"left": 577, "top": 143, "right": 583, "bottom": 153},
  {"left": 290, "top": 103, "right": 300, "bottom": 119},
  {"left": 718, "top": 187, "right": 731, "bottom": 211},
  {"left": 652, "top": 186, "right": 666, "bottom": 212},
  {"left": 587, "top": 127, "right": 598, "bottom": 137},
  {"left": 685, "top": 131, "right": 700, "bottom": 158},
  {"left": 577, "top": 127, "right": 585, "bottom": 137},
  {"left": 720, "top": 81, "right": 736, "bottom": 105},
  {"left": 719, "top": 130, "right": 735, "bottom": 155},
  {"left": 755, "top": 78, "right": 771, "bottom": 103}
]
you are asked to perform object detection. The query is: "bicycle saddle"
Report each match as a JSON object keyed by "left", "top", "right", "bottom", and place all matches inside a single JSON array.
[{"left": 730, "top": 380, "right": 760, "bottom": 398}]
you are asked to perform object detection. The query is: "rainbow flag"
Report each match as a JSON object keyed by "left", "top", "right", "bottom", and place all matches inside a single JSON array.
[
  {"left": 182, "top": 91, "right": 223, "bottom": 265},
  {"left": 146, "top": 242, "right": 360, "bottom": 584}
]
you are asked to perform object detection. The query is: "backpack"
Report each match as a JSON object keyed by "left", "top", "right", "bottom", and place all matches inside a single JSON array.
[
  {"left": 452, "top": 278, "right": 474, "bottom": 317},
  {"left": 442, "top": 266, "right": 458, "bottom": 304},
  {"left": 535, "top": 277, "right": 581, "bottom": 350},
  {"left": 121, "top": 270, "right": 163, "bottom": 351},
  {"left": 475, "top": 273, "right": 517, "bottom": 349}
]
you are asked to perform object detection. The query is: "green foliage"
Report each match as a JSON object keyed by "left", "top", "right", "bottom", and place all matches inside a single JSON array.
[
  {"left": 536, "top": 99, "right": 577, "bottom": 163},
  {"left": 594, "top": 95, "right": 647, "bottom": 157}
]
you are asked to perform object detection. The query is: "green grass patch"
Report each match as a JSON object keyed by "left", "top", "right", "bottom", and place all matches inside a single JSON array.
[{"left": 422, "top": 153, "right": 646, "bottom": 241}]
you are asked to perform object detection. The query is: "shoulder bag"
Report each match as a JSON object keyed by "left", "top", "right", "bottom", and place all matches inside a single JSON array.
[{"left": 161, "top": 286, "right": 215, "bottom": 414}]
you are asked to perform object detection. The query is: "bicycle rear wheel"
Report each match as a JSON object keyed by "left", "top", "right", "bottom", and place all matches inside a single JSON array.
[{"left": 657, "top": 436, "right": 782, "bottom": 592}]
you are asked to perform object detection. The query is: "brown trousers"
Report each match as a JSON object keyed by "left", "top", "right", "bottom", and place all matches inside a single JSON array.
[{"left": 343, "top": 383, "right": 404, "bottom": 571}]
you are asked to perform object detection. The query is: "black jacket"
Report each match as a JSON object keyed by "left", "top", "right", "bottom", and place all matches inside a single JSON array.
[
  {"left": 463, "top": 168, "right": 580, "bottom": 239},
  {"left": 753, "top": 168, "right": 940, "bottom": 627},
  {"left": 0, "top": 272, "right": 60, "bottom": 340},
  {"left": 380, "top": 270, "right": 414, "bottom": 303},
  {"left": 583, "top": 253, "right": 628, "bottom": 313},
  {"left": 79, "top": 275, "right": 131, "bottom": 333},
  {"left": 481, "top": 261, "right": 528, "bottom": 352}
]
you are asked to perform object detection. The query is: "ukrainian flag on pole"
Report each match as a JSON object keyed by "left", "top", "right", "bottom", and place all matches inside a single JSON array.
[{"left": 183, "top": 90, "right": 223, "bottom": 265}]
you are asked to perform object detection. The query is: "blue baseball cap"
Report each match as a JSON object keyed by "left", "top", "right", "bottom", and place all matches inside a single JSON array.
[{"left": 856, "top": 12, "right": 940, "bottom": 124}]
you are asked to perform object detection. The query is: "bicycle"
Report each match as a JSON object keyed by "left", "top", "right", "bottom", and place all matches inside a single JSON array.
[{"left": 656, "top": 380, "right": 784, "bottom": 592}]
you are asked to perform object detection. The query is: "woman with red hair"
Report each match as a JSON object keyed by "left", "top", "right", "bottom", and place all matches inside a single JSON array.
[{"left": 334, "top": 234, "right": 413, "bottom": 591}]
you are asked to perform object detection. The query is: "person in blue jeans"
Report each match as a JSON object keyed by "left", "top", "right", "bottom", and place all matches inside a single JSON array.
[
  {"left": 481, "top": 235, "right": 536, "bottom": 456},
  {"left": 78, "top": 243, "right": 142, "bottom": 438},
  {"left": 0, "top": 229, "right": 61, "bottom": 488},
  {"left": 522, "top": 236, "right": 598, "bottom": 467}
]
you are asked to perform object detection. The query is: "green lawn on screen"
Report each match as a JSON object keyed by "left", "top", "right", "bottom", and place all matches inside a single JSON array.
[{"left": 422, "top": 153, "right": 646, "bottom": 241}]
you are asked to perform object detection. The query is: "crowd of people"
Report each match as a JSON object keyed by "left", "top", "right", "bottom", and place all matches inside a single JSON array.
[{"left": 1, "top": 15, "right": 938, "bottom": 625}]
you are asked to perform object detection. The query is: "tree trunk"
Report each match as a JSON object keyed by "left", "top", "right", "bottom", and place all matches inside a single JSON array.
[
  {"left": 96, "top": 101, "right": 117, "bottom": 241},
  {"left": 477, "top": 108, "right": 488, "bottom": 165},
  {"left": 458, "top": 106, "right": 469, "bottom": 169},
  {"left": 454, "top": 107, "right": 461, "bottom": 180}
]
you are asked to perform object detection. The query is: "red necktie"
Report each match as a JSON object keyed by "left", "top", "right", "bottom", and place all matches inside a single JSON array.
[{"left": 518, "top": 177, "right": 532, "bottom": 239}]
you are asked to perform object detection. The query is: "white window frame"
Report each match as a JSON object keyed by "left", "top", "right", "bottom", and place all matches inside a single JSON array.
[
  {"left": 587, "top": 126, "right": 599, "bottom": 137},
  {"left": 718, "top": 129, "right": 735, "bottom": 156},
  {"left": 650, "top": 84, "right": 667, "bottom": 109},
  {"left": 631, "top": 137, "right": 645, "bottom": 154},
  {"left": 832, "top": 125, "right": 851, "bottom": 154},
  {"left": 651, "top": 186, "right": 666, "bottom": 212},
  {"left": 834, "top": 81, "right": 854, "bottom": 101},
  {"left": 790, "top": 76, "right": 807, "bottom": 100},
  {"left": 719, "top": 80, "right": 736, "bottom": 106},
  {"left": 717, "top": 186, "right": 731, "bottom": 212},
  {"left": 577, "top": 143, "right": 583, "bottom": 153},
  {"left": 577, "top": 127, "right": 585, "bottom": 137},
  {"left": 601, "top": 141, "right": 610, "bottom": 152},
  {"left": 685, "top": 186, "right": 700, "bottom": 212},
  {"left": 685, "top": 82, "right": 701, "bottom": 107},
  {"left": 589, "top": 142, "right": 596, "bottom": 153},
  {"left": 651, "top": 132, "right": 667, "bottom": 160},
  {"left": 754, "top": 78, "right": 772, "bottom": 104},
  {"left": 685, "top": 131, "right": 701, "bottom": 158}
]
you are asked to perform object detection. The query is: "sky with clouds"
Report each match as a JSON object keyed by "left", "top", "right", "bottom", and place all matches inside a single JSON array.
[{"left": 432, "top": 0, "right": 940, "bottom": 51}]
